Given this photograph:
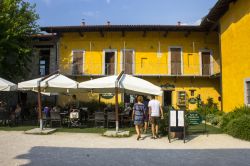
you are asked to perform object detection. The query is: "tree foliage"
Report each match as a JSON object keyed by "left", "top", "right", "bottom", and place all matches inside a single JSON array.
[{"left": 0, "top": 0, "right": 39, "bottom": 80}]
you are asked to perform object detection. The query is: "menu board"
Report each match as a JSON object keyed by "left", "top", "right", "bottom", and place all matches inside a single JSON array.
[
  {"left": 170, "top": 110, "right": 176, "bottom": 127},
  {"left": 178, "top": 110, "right": 184, "bottom": 127}
]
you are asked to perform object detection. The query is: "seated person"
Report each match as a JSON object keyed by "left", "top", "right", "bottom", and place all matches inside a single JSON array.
[
  {"left": 10, "top": 103, "right": 22, "bottom": 125},
  {"left": 70, "top": 95, "right": 79, "bottom": 109},
  {"left": 52, "top": 106, "right": 60, "bottom": 112}
]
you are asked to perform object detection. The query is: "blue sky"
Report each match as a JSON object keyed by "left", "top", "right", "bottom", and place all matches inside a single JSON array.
[{"left": 28, "top": 0, "right": 217, "bottom": 26}]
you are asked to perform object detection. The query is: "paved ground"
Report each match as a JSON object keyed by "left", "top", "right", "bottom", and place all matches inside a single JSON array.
[{"left": 0, "top": 131, "right": 250, "bottom": 166}]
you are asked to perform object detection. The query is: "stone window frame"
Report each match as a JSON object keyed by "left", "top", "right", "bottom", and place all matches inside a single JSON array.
[{"left": 244, "top": 78, "right": 250, "bottom": 106}]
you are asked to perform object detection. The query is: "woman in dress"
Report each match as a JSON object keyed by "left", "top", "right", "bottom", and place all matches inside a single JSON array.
[{"left": 132, "top": 96, "right": 146, "bottom": 140}]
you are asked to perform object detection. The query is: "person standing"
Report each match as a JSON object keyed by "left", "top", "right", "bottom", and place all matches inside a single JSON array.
[
  {"left": 132, "top": 96, "right": 146, "bottom": 141},
  {"left": 71, "top": 94, "right": 79, "bottom": 109},
  {"left": 148, "top": 95, "right": 164, "bottom": 139},
  {"left": 143, "top": 96, "right": 150, "bottom": 134}
]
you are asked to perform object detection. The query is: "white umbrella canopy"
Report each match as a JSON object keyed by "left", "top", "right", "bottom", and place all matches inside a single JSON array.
[
  {"left": 78, "top": 74, "right": 162, "bottom": 96},
  {"left": 18, "top": 74, "right": 78, "bottom": 93},
  {"left": 0, "top": 77, "right": 17, "bottom": 91},
  {"left": 120, "top": 74, "right": 162, "bottom": 96}
]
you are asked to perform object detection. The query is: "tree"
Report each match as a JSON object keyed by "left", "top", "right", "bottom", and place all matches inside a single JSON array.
[{"left": 0, "top": 0, "right": 39, "bottom": 81}]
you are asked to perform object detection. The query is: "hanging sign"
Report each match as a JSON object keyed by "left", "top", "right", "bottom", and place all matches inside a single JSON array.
[
  {"left": 100, "top": 93, "right": 114, "bottom": 99},
  {"left": 188, "top": 98, "right": 197, "bottom": 104}
]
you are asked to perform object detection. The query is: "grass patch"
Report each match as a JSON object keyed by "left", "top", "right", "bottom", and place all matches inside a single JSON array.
[
  {"left": 57, "top": 127, "right": 107, "bottom": 133},
  {"left": 57, "top": 127, "right": 136, "bottom": 135},
  {"left": 188, "top": 123, "right": 222, "bottom": 135},
  {"left": 0, "top": 125, "right": 37, "bottom": 131}
]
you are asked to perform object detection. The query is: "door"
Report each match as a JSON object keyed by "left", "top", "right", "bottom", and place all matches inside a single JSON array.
[
  {"left": 123, "top": 50, "right": 133, "bottom": 74},
  {"left": 170, "top": 48, "right": 182, "bottom": 75},
  {"left": 202, "top": 52, "right": 211, "bottom": 76},
  {"left": 105, "top": 52, "right": 115, "bottom": 75},
  {"left": 163, "top": 91, "right": 172, "bottom": 107}
]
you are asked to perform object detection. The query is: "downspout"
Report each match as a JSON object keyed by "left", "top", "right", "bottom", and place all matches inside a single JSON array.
[
  {"left": 38, "top": 70, "right": 60, "bottom": 130},
  {"left": 115, "top": 70, "right": 125, "bottom": 132}
]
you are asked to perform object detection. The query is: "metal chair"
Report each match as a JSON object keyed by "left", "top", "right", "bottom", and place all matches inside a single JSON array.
[
  {"left": 107, "top": 112, "right": 116, "bottom": 128},
  {"left": 94, "top": 112, "right": 105, "bottom": 127},
  {"left": 50, "top": 112, "right": 61, "bottom": 127}
]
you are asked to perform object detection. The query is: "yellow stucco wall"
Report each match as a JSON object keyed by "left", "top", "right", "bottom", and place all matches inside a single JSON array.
[
  {"left": 57, "top": 30, "right": 221, "bottom": 110},
  {"left": 220, "top": 0, "right": 250, "bottom": 112},
  {"left": 59, "top": 31, "right": 219, "bottom": 76}
]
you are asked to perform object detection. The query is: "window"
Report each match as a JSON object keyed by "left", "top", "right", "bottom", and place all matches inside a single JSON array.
[
  {"left": 122, "top": 49, "right": 134, "bottom": 74},
  {"left": 177, "top": 91, "right": 187, "bottom": 106},
  {"left": 39, "top": 50, "right": 50, "bottom": 76},
  {"left": 245, "top": 80, "right": 250, "bottom": 105},
  {"left": 72, "top": 50, "right": 84, "bottom": 75},
  {"left": 200, "top": 51, "right": 212, "bottom": 76},
  {"left": 169, "top": 47, "right": 182, "bottom": 75},
  {"left": 103, "top": 50, "right": 116, "bottom": 75}
]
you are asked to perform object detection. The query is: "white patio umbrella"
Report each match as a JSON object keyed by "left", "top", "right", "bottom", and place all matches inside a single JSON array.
[
  {"left": 0, "top": 77, "right": 17, "bottom": 91},
  {"left": 18, "top": 73, "right": 78, "bottom": 93},
  {"left": 78, "top": 73, "right": 162, "bottom": 132},
  {"left": 18, "top": 73, "right": 78, "bottom": 130},
  {"left": 78, "top": 74, "right": 162, "bottom": 96}
]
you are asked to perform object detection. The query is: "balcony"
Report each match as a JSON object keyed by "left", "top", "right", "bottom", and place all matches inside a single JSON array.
[{"left": 60, "top": 61, "right": 220, "bottom": 77}]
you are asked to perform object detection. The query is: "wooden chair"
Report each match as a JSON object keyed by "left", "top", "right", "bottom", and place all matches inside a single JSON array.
[
  {"left": 50, "top": 112, "right": 61, "bottom": 127},
  {"left": 0, "top": 111, "right": 9, "bottom": 126},
  {"left": 107, "top": 112, "right": 116, "bottom": 128},
  {"left": 94, "top": 112, "right": 105, "bottom": 127}
]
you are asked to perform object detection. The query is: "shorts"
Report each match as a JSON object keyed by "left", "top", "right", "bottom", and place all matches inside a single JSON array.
[{"left": 150, "top": 116, "right": 160, "bottom": 125}]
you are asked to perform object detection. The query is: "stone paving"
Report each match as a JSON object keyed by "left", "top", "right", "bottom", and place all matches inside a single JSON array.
[{"left": 0, "top": 131, "right": 250, "bottom": 166}]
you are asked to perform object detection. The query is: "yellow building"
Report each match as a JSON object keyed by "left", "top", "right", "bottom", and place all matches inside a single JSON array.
[
  {"left": 41, "top": 0, "right": 250, "bottom": 112},
  {"left": 200, "top": 0, "right": 250, "bottom": 112}
]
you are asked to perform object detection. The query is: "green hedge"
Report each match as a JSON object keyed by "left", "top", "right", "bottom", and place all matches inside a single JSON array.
[
  {"left": 224, "top": 115, "right": 250, "bottom": 141},
  {"left": 221, "top": 106, "right": 250, "bottom": 130}
]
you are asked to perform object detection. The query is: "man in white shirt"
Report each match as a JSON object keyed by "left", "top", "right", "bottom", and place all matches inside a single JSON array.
[{"left": 148, "top": 95, "right": 164, "bottom": 139}]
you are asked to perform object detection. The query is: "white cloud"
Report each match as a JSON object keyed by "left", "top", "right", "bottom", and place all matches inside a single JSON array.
[{"left": 82, "top": 11, "right": 100, "bottom": 18}]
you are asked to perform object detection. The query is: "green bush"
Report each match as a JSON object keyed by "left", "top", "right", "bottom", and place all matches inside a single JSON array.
[
  {"left": 196, "top": 97, "right": 222, "bottom": 119},
  {"left": 225, "top": 115, "right": 250, "bottom": 141},
  {"left": 221, "top": 105, "right": 250, "bottom": 131},
  {"left": 206, "top": 114, "right": 223, "bottom": 127}
]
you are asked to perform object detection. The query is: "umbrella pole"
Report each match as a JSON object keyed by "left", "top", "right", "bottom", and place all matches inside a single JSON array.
[
  {"left": 38, "top": 83, "right": 43, "bottom": 130},
  {"left": 115, "top": 86, "right": 119, "bottom": 132}
]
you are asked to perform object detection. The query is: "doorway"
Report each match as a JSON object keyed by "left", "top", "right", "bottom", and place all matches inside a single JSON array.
[
  {"left": 170, "top": 47, "right": 182, "bottom": 75},
  {"left": 201, "top": 51, "right": 211, "bottom": 76},
  {"left": 163, "top": 90, "right": 172, "bottom": 107},
  {"left": 104, "top": 51, "right": 115, "bottom": 75}
]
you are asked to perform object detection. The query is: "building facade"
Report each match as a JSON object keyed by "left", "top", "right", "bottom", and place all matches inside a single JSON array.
[{"left": 40, "top": 0, "right": 249, "bottom": 112}]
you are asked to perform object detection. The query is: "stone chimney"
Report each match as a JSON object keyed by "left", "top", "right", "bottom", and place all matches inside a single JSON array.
[
  {"left": 107, "top": 21, "right": 110, "bottom": 25},
  {"left": 177, "top": 21, "right": 181, "bottom": 26}
]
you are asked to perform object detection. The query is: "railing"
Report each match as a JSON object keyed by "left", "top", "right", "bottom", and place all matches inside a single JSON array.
[{"left": 59, "top": 62, "right": 221, "bottom": 76}]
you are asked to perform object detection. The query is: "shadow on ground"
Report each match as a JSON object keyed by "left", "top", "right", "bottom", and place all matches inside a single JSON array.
[{"left": 15, "top": 146, "right": 250, "bottom": 166}]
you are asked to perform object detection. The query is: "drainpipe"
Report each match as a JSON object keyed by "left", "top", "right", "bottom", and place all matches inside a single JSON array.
[
  {"left": 38, "top": 70, "right": 60, "bottom": 130},
  {"left": 115, "top": 71, "right": 125, "bottom": 132}
]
